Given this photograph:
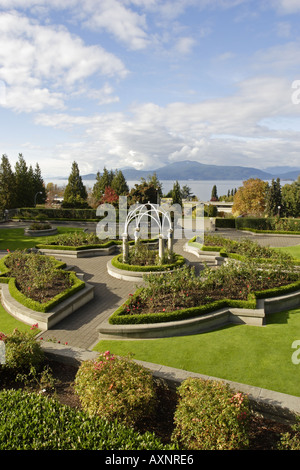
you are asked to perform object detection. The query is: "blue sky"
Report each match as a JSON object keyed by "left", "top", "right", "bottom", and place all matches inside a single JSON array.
[{"left": 0, "top": 0, "right": 300, "bottom": 178}]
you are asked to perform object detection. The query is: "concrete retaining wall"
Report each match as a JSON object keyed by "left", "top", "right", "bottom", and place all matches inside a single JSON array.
[
  {"left": 98, "top": 289, "right": 300, "bottom": 340},
  {"left": 38, "top": 245, "right": 117, "bottom": 258},
  {"left": 0, "top": 275, "right": 94, "bottom": 330}
]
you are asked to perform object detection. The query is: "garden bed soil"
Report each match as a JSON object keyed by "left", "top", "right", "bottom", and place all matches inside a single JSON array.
[{"left": 0, "top": 359, "right": 294, "bottom": 450}]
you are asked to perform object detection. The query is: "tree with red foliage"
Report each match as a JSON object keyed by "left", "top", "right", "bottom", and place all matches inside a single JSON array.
[{"left": 100, "top": 186, "right": 119, "bottom": 206}]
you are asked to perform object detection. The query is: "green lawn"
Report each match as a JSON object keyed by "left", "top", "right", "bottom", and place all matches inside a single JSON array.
[
  {"left": 94, "top": 307, "right": 300, "bottom": 397},
  {"left": 0, "top": 302, "right": 33, "bottom": 335},
  {"left": 276, "top": 244, "right": 300, "bottom": 260},
  {"left": 0, "top": 227, "right": 82, "bottom": 251}
]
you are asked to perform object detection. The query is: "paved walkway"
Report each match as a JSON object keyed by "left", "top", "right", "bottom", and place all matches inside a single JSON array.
[
  {"left": 34, "top": 237, "right": 200, "bottom": 349},
  {"left": 1, "top": 222, "right": 300, "bottom": 350},
  {"left": 33, "top": 228, "right": 300, "bottom": 350}
]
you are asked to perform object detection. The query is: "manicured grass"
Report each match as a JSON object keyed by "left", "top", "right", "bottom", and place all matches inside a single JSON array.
[
  {"left": 0, "top": 227, "right": 82, "bottom": 251},
  {"left": 0, "top": 302, "right": 33, "bottom": 335},
  {"left": 94, "top": 307, "right": 300, "bottom": 397},
  {"left": 276, "top": 244, "right": 300, "bottom": 260}
]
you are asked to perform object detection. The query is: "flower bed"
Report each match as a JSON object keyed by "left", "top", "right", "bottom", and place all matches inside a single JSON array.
[
  {"left": 24, "top": 222, "right": 58, "bottom": 237},
  {"left": 108, "top": 245, "right": 300, "bottom": 325},
  {"left": 36, "top": 231, "right": 159, "bottom": 257},
  {"left": 110, "top": 252, "right": 185, "bottom": 273},
  {"left": 189, "top": 235, "right": 300, "bottom": 266},
  {"left": 0, "top": 250, "right": 86, "bottom": 313}
]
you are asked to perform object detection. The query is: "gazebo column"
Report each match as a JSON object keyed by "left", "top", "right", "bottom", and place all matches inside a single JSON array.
[
  {"left": 167, "top": 228, "right": 173, "bottom": 253},
  {"left": 122, "top": 233, "right": 129, "bottom": 263},
  {"left": 158, "top": 234, "right": 164, "bottom": 261}
]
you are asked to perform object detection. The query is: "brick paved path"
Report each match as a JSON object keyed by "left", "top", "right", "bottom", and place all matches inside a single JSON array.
[{"left": 34, "top": 237, "right": 199, "bottom": 349}]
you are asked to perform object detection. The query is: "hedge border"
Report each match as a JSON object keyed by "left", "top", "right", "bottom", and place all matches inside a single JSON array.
[
  {"left": 0, "top": 254, "right": 85, "bottom": 313},
  {"left": 36, "top": 237, "right": 159, "bottom": 251},
  {"left": 110, "top": 253, "right": 185, "bottom": 273},
  {"left": 108, "top": 278, "right": 300, "bottom": 325}
]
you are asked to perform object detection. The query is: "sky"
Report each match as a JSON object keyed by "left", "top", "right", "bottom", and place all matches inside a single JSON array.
[{"left": 1, "top": 0, "right": 300, "bottom": 178}]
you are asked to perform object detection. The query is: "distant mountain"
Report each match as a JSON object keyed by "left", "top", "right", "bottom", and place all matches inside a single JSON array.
[
  {"left": 263, "top": 166, "right": 300, "bottom": 180},
  {"left": 81, "top": 160, "right": 299, "bottom": 182},
  {"left": 120, "top": 160, "right": 273, "bottom": 181}
]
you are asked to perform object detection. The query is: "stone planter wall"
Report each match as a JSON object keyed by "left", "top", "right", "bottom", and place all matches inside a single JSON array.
[
  {"left": 98, "top": 289, "right": 300, "bottom": 340},
  {"left": 25, "top": 227, "right": 58, "bottom": 237},
  {"left": 0, "top": 274, "right": 94, "bottom": 330},
  {"left": 38, "top": 245, "right": 117, "bottom": 258}
]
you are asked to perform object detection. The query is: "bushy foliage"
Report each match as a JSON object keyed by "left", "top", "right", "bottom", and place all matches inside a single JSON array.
[
  {"left": 74, "top": 352, "right": 156, "bottom": 427},
  {"left": 277, "top": 418, "right": 300, "bottom": 450},
  {"left": 0, "top": 329, "right": 44, "bottom": 374},
  {"left": 0, "top": 389, "right": 171, "bottom": 450},
  {"left": 28, "top": 222, "right": 52, "bottom": 230},
  {"left": 43, "top": 231, "right": 100, "bottom": 247},
  {"left": 171, "top": 377, "right": 250, "bottom": 450},
  {"left": 3, "top": 250, "right": 71, "bottom": 303},
  {"left": 126, "top": 240, "right": 177, "bottom": 267}
]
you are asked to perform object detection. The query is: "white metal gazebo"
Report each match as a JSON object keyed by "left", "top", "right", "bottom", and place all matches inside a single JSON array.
[{"left": 121, "top": 202, "right": 173, "bottom": 262}]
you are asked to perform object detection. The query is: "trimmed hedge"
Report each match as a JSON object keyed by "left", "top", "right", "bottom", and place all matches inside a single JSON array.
[
  {"left": 110, "top": 253, "right": 185, "bottom": 273},
  {"left": 6, "top": 270, "right": 85, "bottom": 313},
  {"left": 109, "top": 287, "right": 257, "bottom": 325},
  {"left": 235, "top": 217, "right": 300, "bottom": 232},
  {"left": 36, "top": 237, "right": 158, "bottom": 251},
  {"left": 108, "top": 278, "right": 300, "bottom": 325},
  {"left": 0, "top": 389, "right": 172, "bottom": 450},
  {"left": 0, "top": 254, "right": 85, "bottom": 313},
  {"left": 15, "top": 207, "right": 98, "bottom": 220}
]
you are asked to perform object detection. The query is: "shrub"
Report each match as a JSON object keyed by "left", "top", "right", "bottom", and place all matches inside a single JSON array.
[
  {"left": 28, "top": 222, "right": 52, "bottom": 230},
  {"left": 1, "top": 329, "right": 44, "bottom": 374},
  {"left": 74, "top": 351, "right": 156, "bottom": 427},
  {"left": 0, "top": 389, "right": 171, "bottom": 450},
  {"left": 42, "top": 231, "right": 101, "bottom": 247},
  {"left": 171, "top": 377, "right": 250, "bottom": 450},
  {"left": 277, "top": 418, "right": 300, "bottom": 450},
  {"left": 1, "top": 251, "right": 83, "bottom": 308}
]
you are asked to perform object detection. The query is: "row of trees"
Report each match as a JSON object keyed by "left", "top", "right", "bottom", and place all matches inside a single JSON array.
[
  {"left": 2, "top": 155, "right": 299, "bottom": 219},
  {"left": 232, "top": 177, "right": 300, "bottom": 218},
  {"left": 0, "top": 154, "right": 46, "bottom": 211},
  {"left": 63, "top": 162, "right": 196, "bottom": 208}
]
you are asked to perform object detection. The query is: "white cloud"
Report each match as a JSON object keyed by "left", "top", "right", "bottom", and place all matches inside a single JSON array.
[
  {"left": 175, "top": 37, "right": 196, "bottom": 54},
  {"left": 0, "top": 11, "right": 127, "bottom": 112},
  {"left": 82, "top": 0, "right": 150, "bottom": 50},
  {"left": 271, "top": 0, "right": 300, "bottom": 14},
  {"left": 34, "top": 74, "right": 300, "bottom": 173}
]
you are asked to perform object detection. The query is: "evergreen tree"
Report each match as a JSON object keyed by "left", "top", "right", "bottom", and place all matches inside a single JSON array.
[
  {"left": 210, "top": 185, "right": 218, "bottom": 201},
  {"left": 181, "top": 185, "right": 193, "bottom": 200},
  {"left": 33, "top": 163, "right": 47, "bottom": 205},
  {"left": 171, "top": 180, "right": 182, "bottom": 206},
  {"left": 0, "top": 154, "right": 16, "bottom": 210},
  {"left": 63, "top": 161, "right": 88, "bottom": 208},
  {"left": 128, "top": 177, "right": 160, "bottom": 204},
  {"left": 15, "top": 154, "right": 33, "bottom": 207},
  {"left": 111, "top": 169, "right": 129, "bottom": 196},
  {"left": 281, "top": 177, "right": 300, "bottom": 217},
  {"left": 265, "top": 178, "right": 282, "bottom": 217},
  {"left": 92, "top": 167, "right": 113, "bottom": 202}
]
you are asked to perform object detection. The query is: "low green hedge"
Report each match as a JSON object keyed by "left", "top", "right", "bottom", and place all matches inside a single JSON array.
[
  {"left": 110, "top": 253, "right": 185, "bottom": 272},
  {"left": 0, "top": 255, "right": 85, "bottom": 313},
  {"left": 36, "top": 240, "right": 118, "bottom": 251},
  {"left": 0, "top": 389, "right": 172, "bottom": 450},
  {"left": 108, "top": 279, "right": 300, "bottom": 325},
  {"left": 0, "top": 254, "right": 66, "bottom": 275},
  {"left": 36, "top": 238, "right": 158, "bottom": 251},
  {"left": 6, "top": 270, "right": 85, "bottom": 313}
]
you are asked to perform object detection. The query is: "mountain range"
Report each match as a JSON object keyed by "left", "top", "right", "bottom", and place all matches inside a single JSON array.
[{"left": 81, "top": 160, "right": 300, "bottom": 181}]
